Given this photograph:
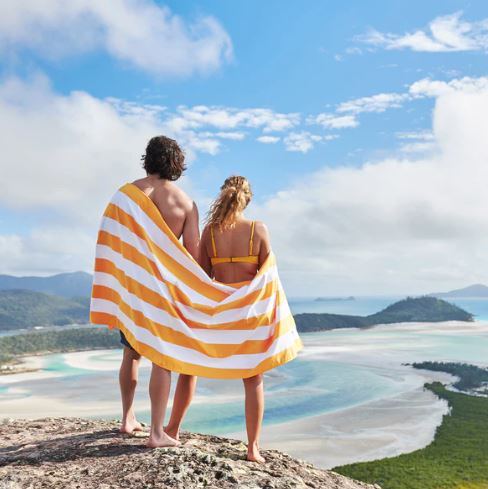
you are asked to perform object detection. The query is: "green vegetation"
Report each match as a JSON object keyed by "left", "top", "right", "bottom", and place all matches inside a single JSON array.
[
  {"left": 0, "top": 289, "right": 89, "bottom": 330},
  {"left": 0, "top": 328, "right": 120, "bottom": 365},
  {"left": 295, "top": 296, "right": 473, "bottom": 332},
  {"left": 412, "top": 362, "right": 488, "bottom": 392},
  {"left": 334, "top": 382, "right": 488, "bottom": 489}
]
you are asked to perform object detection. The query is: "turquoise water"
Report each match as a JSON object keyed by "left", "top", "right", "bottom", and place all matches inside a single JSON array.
[
  {"left": 3, "top": 320, "right": 487, "bottom": 436},
  {"left": 289, "top": 296, "right": 488, "bottom": 320}
]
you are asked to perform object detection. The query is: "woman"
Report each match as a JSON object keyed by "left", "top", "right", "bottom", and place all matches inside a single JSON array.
[{"left": 199, "top": 175, "right": 271, "bottom": 463}]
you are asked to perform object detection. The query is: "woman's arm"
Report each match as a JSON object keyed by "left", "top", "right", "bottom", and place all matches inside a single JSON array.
[
  {"left": 199, "top": 225, "right": 213, "bottom": 277},
  {"left": 256, "top": 221, "right": 271, "bottom": 268}
]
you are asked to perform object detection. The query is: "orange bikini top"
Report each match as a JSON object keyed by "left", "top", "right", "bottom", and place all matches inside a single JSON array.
[{"left": 210, "top": 221, "right": 259, "bottom": 266}]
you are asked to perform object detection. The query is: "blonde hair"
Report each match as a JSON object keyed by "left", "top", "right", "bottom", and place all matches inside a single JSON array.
[{"left": 206, "top": 176, "right": 253, "bottom": 230}]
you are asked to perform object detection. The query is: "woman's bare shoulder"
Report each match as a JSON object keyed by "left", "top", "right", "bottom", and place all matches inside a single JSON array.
[{"left": 253, "top": 220, "right": 269, "bottom": 235}]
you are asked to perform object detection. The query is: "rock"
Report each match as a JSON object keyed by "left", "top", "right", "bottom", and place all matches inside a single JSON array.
[{"left": 0, "top": 418, "right": 379, "bottom": 489}]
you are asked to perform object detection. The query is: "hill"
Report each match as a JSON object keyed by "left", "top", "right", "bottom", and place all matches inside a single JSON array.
[
  {"left": 0, "top": 271, "right": 92, "bottom": 298},
  {"left": 0, "top": 418, "right": 378, "bottom": 489},
  {"left": 0, "top": 289, "right": 89, "bottom": 330},
  {"left": 294, "top": 296, "right": 473, "bottom": 332},
  {"left": 0, "top": 328, "right": 119, "bottom": 366},
  {"left": 429, "top": 283, "right": 488, "bottom": 298}
]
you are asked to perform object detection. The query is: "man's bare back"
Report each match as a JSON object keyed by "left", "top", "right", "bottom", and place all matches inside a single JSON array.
[{"left": 132, "top": 175, "right": 200, "bottom": 259}]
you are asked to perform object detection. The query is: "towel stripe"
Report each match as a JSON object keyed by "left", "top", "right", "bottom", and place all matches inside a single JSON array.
[{"left": 90, "top": 183, "right": 302, "bottom": 379}]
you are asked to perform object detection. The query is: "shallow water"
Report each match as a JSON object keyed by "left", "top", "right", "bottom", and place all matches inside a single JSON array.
[{"left": 1, "top": 320, "right": 487, "bottom": 436}]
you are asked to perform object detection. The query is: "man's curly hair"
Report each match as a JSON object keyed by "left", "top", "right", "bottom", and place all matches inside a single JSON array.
[{"left": 141, "top": 136, "right": 186, "bottom": 181}]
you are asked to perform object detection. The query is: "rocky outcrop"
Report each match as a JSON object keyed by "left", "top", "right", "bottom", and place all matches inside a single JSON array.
[{"left": 0, "top": 418, "right": 380, "bottom": 489}]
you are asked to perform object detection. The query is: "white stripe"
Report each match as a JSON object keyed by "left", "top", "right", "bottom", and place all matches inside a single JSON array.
[
  {"left": 98, "top": 218, "right": 280, "bottom": 308},
  {"left": 110, "top": 191, "right": 278, "bottom": 297},
  {"left": 112, "top": 191, "right": 218, "bottom": 286},
  {"left": 96, "top": 242, "right": 217, "bottom": 308},
  {"left": 92, "top": 273, "right": 283, "bottom": 343},
  {"left": 97, "top": 298, "right": 299, "bottom": 369},
  {"left": 101, "top": 214, "right": 237, "bottom": 297}
]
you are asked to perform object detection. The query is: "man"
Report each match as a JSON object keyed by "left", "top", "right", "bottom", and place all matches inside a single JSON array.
[{"left": 118, "top": 135, "right": 199, "bottom": 448}]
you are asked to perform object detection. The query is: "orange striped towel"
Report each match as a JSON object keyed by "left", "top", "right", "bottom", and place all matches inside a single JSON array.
[{"left": 89, "top": 183, "right": 303, "bottom": 379}]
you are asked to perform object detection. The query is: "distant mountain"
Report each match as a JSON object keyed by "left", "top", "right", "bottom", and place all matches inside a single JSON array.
[
  {"left": 294, "top": 296, "right": 473, "bottom": 332},
  {"left": 429, "top": 284, "right": 488, "bottom": 298},
  {"left": 314, "top": 296, "right": 355, "bottom": 302},
  {"left": 0, "top": 272, "right": 92, "bottom": 298},
  {"left": 0, "top": 289, "right": 89, "bottom": 330}
]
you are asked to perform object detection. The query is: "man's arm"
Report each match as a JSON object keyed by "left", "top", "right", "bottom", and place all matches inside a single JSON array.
[{"left": 182, "top": 201, "right": 200, "bottom": 261}]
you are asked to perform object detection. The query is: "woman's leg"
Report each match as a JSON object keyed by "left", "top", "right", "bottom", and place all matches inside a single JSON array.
[
  {"left": 146, "top": 364, "right": 179, "bottom": 448},
  {"left": 165, "top": 374, "right": 198, "bottom": 440},
  {"left": 243, "top": 374, "right": 265, "bottom": 462},
  {"left": 119, "top": 346, "right": 142, "bottom": 434}
]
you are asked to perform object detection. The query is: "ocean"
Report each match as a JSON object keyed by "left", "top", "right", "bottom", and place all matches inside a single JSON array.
[{"left": 1, "top": 296, "right": 488, "bottom": 466}]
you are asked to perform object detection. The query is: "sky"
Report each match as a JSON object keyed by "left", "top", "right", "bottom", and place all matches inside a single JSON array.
[{"left": 1, "top": 1, "right": 488, "bottom": 296}]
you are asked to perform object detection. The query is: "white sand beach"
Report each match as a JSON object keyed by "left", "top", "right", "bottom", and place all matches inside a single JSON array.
[{"left": 1, "top": 321, "right": 486, "bottom": 469}]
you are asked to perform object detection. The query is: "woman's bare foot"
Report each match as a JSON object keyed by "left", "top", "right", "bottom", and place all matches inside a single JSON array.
[
  {"left": 247, "top": 444, "right": 265, "bottom": 463},
  {"left": 164, "top": 424, "right": 179, "bottom": 441},
  {"left": 120, "top": 418, "right": 144, "bottom": 434},
  {"left": 146, "top": 431, "right": 180, "bottom": 448}
]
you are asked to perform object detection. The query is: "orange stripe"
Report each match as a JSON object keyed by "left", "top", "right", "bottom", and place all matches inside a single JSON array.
[
  {"left": 119, "top": 183, "right": 276, "bottom": 282},
  {"left": 90, "top": 290, "right": 295, "bottom": 357},
  {"left": 104, "top": 203, "right": 227, "bottom": 302},
  {"left": 96, "top": 231, "right": 279, "bottom": 313},
  {"left": 90, "top": 314, "right": 303, "bottom": 379},
  {"left": 92, "top": 282, "right": 283, "bottom": 331},
  {"left": 95, "top": 256, "right": 278, "bottom": 316}
]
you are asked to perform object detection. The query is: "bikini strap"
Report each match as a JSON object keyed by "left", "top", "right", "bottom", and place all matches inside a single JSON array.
[
  {"left": 249, "top": 221, "right": 255, "bottom": 256},
  {"left": 210, "top": 226, "right": 217, "bottom": 257}
]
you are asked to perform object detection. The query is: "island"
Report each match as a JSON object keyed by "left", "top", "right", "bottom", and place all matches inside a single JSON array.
[
  {"left": 429, "top": 283, "right": 488, "bottom": 298},
  {"left": 294, "top": 296, "right": 473, "bottom": 332}
]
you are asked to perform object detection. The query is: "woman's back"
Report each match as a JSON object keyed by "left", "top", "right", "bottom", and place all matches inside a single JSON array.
[{"left": 201, "top": 219, "right": 270, "bottom": 284}]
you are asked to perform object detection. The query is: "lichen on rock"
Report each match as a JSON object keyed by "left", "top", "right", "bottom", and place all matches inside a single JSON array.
[{"left": 0, "top": 418, "right": 380, "bottom": 489}]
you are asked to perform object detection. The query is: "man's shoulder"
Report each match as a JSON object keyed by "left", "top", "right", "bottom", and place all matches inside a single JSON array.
[{"left": 170, "top": 183, "right": 196, "bottom": 209}]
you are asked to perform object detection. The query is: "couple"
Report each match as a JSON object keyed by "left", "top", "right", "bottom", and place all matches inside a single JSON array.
[{"left": 90, "top": 135, "right": 302, "bottom": 464}]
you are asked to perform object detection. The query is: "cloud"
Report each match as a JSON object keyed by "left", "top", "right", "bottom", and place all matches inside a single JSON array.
[
  {"left": 0, "top": 0, "right": 232, "bottom": 76},
  {"left": 253, "top": 79, "right": 488, "bottom": 295},
  {"left": 337, "top": 93, "right": 408, "bottom": 114},
  {"left": 257, "top": 135, "right": 280, "bottom": 144},
  {"left": 409, "top": 76, "right": 488, "bottom": 98},
  {"left": 359, "top": 11, "right": 488, "bottom": 52},
  {"left": 171, "top": 105, "right": 300, "bottom": 133},
  {"left": 283, "top": 132, "right": 332, "bottom": 153},
  {"left": 308, "top": 113, "right": 359, "bottom": 129}
]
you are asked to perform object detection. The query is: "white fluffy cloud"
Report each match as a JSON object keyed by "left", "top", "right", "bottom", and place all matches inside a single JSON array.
[
  {"left": 0, "top": 0, "right": 232, "bottom": 76},
  {"left": 257, "top": 135, "right": 280, "bottom": 144},
  {"left": 284, "top": 132, "right": 328, "bottom": 153},
  {"left": 337, "top": 93, "right": 408, "bottom": 114},
  {"left": 170, "top": 106, "right": 300, "bottom": 133},
  {"left": 308, "top": 113, "right": 359, "bottom": 129},
  {"left": 254, "top": 81, "right": 488, "bottom": 295},
  {"left": 359, "top": 11, "right": 488, "bottom": 52}
]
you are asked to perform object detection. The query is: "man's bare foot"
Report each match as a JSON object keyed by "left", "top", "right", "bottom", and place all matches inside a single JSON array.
[
  {"left": 164, "top": 425, "right": 179, "bottom": 441},
  {"left": 146, "top": 432, "right": 180, "bottom": 448},
  {"left": 247, "top": 447, "right": 265, "bottom": 463},
  {"left": 120, "top": 419, "right": 144, "bottom": 434}
]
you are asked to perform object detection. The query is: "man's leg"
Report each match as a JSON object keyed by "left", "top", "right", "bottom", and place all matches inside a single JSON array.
[
  {"left": 165, "top": 374, "right": 197, "bottom": 440},
  {"left": 147, "top": 364, "right": 179, "bottom": 448},
  {"left": 119, "top": 346, "right": 143, "bottom": 434},
  {"left": 243, "top": 374, "right": 265, "bottom": 463}
]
